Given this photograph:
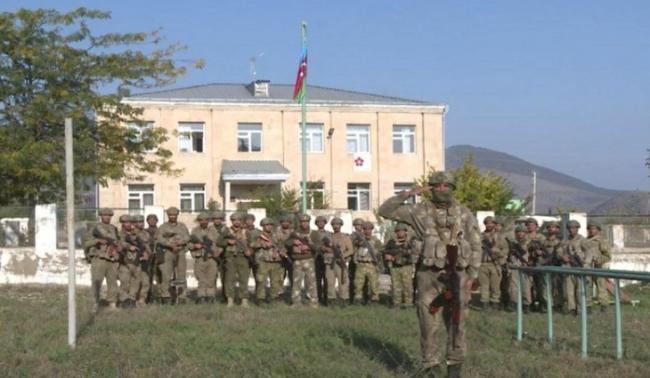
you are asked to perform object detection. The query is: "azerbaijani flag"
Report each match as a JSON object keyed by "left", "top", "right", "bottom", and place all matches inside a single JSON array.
[{"left": 293, "top": 23, "right": 307, "bottom": 102}]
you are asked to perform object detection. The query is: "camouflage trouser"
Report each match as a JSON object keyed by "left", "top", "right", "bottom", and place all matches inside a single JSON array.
[
  {"left": 594, "top": 276, "right": 609, "bottom": 307},
  {"left": 160, "top": 251, "right": 187, "bottom": 299},
  {"left": 508, "top": 270, "right": 532, "bottom": 305},
  {"left": 291, "top": 259, "right": 317, "bottom": 304},
  {"left": 565, "top": 275, "right": 592, "bottom": 311},
  {"left": 255, "top": 261, "right": 283, "bottom": 300},
  {"left": 390, "top": 264, "right": 414, "bottom": 305},
  {"left": 194, "top": 258, "right": 218, "bottom": 298},
  {"left": 325, "top": 262, "right": 349, "bottom": 300},
  {"left": 225, "top": 256, "right": 250, "bottom": 300},
  {"left": 118, "top": 262, "right": 141, "bottom": 302},
  {"left": 478, "top": 263, "right": 501, "bottom": 304},
  {"left": 416, "top": 268, "right": 471, "bottom": 368},
  {"left": 139, "top": 268, "right": 150, "bottom": 302},
  {"left": 353, "top": 262, "right": 379, "bottom": 301},
  {"left": 532, "top": 272, "right": 548, "bottom": 306},
  {"left": 90, "top": 257, "right": 119, "bottom": 304}
]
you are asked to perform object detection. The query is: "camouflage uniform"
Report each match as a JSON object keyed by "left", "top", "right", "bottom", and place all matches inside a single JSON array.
[
  {"left": 145, "top": 215, "right": 160, "bottom": 301},
  {"left": 118, "top": 215, "right": 151, "bottom": 307},
  {"left": 507, "top": 226, "right": 532, "bottom": 310},
  {"left": 286, "top": 214, "right": 318, "bottom": 306},
  {"left": 251, "top": 218, "right": 285, "bottom": 302},
  {"left": 478, "top": 217, "right": 508, "bottom": 308},
  {"left": 133, "top": 215, "right": 153, "bottom": 306},
  {"left": 220, "top": 213, "right": 252, "bottom": 306},
  {"left": 208, "top": 211, "right": 228, "bottom": 300},
  {"left": 587, "top": 223, "right": 612, "bottom": 309},
  {"left": 310, "top": 216, "right": 331, "bottom": 304},
  {"left": 352, "top": 222, "right": 382, "bottom": 304},
  {"left": 155, "top": 207, "right": 190, "bottom": 302},
  {"left": 382, "top": 223, "right": 417, "bottom": 307},
  {"left": 83, "top": 208, "right": 120, "bottom": 308},
  {"left": 189, "top": 213, "right": 220, "bottom": 302},
  {"left": 378, "top": 172, "right": 481, "bottom": 372},
  {"left": 560, "top": 220, "right": 593, "bottom": 313},
  {"left": 541, "top": 221, "right": 563, "bottom": 309},
  {"left": 274, "top": 215, "right": 294, "bottom": 297},
  {"left": 326, "top": 217, "right": 354, "bottom": 303}
]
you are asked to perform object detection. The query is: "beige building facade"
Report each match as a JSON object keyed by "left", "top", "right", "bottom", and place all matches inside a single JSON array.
[{"left": 98, "top": 81, "right": 446, "bottom": 219}]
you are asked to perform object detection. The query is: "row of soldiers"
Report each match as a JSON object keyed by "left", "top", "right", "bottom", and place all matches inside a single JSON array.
[
  {"left": 479, "top": 216, "right": 612, "bottom": 315},
  {"left": 84, "top": 207, "right": 421, "bottom": 310}
]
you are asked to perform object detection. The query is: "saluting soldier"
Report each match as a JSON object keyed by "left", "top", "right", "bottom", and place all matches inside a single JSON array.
[
  {"left": 189, "top": 213, "right": 220, "bottom": 304},
  {"left": 382, "top": 222, "right": 417, "bottom": 308},
  {"left": 155, "top": 207, "right": 190, "bottom": 304},
  {"left": 286, "top": 214, "right": 318, "bottom": 308},
  {"left": 220, "top": 212, "right": 252, "bottom": 307},
  {"left": 325, "top": 217, "right": 354, "bottom": 307},
  {"left": 83, "top": 208, "right": 121, "bottom": 311},
  {"left": 587, "top": 222, "right": 612, "bottom": 312},
  {"left": 379, "top": 171, "right": 481, "bottom": 378},
  {"left": 478, "top": 216, "right": 508, "bottom": 311},
  {"left": 351, "top": 221, "right": 382, "bottom": 305},
  {"left": 251, "top": 218, "right": 286, "bottom": 304}
]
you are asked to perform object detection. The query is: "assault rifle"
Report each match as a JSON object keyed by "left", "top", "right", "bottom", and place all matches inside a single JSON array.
[
  {"left": 322, "top": 237, "right": 347, "bottom": 285},
  {"left": 507, "top": 239, "right": 529, "bottom": 266},
  {"left": 190, "top": 234, "right": 215, "bottom": 261},
  {"left": 428, "top": 245, "right": 461, "bottom": 348},
  {"left": 481, "top": 236, "right": 495, "bottom": 262},
  {"left": 566, "top": 244, "right": 584, "bottom": 267},
  {"left": 352, "top": 233, "right": 379, "bottom": 263},
  {"left": 289, "top": 231, "right": 313, "bottom": 258},
  {"left": 125, "top": 232, "right": 150, "bottom": 271},
  {"left": 382, "top": 238, "right": 412, "bottom": 268},
  {"left": 528, "top": 239, "right": 552, "bottom": 266},
  {"left": 259, "top": 232, "right": 286, "bottom": 263},
  {"left": 93, "top": 227, "right": 120, "bottom": 260}
]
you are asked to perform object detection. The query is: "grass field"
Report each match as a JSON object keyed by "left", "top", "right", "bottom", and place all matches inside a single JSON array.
[{"left": 0, "top": 284, "right": 649, "bottom": 377}]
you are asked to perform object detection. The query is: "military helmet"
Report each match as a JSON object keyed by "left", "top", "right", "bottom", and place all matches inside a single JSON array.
[
  {"left": 525, "top": 217, "right": 538, "bottom": 226},
  {"left": 494, "top": 216, "right": 505, "bottom": 225},
  {"left": 119, "top": 214, "right": 131, "bottom": 223},
  {"left": 211, "top": 211, "right": 226, "bottom": 220},
  {"left": 330, "top": 217, "right": 343, "bottom": 225},
  {"left": 146, "top": 213, "right": 158, "bottom": 221},
  {"left": 244, "top": 213, "right": 256, "bottom": 222},
  {"left": 587, "top": 222, "right": 601, "bottom": 231},
  {"left": 352, "top": 218, "right": 365, "bottom": 226},
  {"left": 98, "top": 208, "right": 114, "bottom": 216},
  {"left": 394, "top": 223, "right": 408, "bottom": 232},
  {"left": 428, "top": 171, "right": 455, "bottom": 188},
  {"left": 315, "top": 215, "right": 328, "bottom": 224},
  {"left": 297, "top": 213, "right": 311, "bottom": 222},
  {"left": 362, "top": 221, "right": 374, "bottom": 230},
  {"left": 260, "top": 217, "right": 275, "bottom": 226},
  {"left": 166, "top": 207, "right": 180, "bottom": 215},
  {"left": 566, "top": 220, "right": 581, "bottom": 229},
  {"left": 230, "top": 212, "right": 244, "bottom": 221},
  {"left": 514, "top": 224, "right": 527, "bottom": 233},
  {"left": 196, "top": 212, "right": 210, "bottom": 221},
  {"left": 279, "top": 214, "right": 293, "bottom": 223},
  {"left": 483, "top": 216, "right": 496, "bottom": 225},
  {"left": 133, "top": 215, "right": 145, "bottom": 222},
  {"left": 546, "top": 220, "right": 561, "bottom": 229}
]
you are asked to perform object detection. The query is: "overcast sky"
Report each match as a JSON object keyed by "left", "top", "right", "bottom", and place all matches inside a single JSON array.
[{"left": 5, "top": 0, "right": 650, "bottom": 191}]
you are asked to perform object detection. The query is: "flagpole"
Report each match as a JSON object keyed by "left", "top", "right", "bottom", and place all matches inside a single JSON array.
[{"left": 300, "top": 21, "right": 308, "bottom": 214}]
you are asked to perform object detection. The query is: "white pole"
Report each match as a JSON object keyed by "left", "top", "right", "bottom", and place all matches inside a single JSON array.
[
  {"left": 65, "top": 117, "right": 76, "bottom": 348},
  {"left": 532, "top": 171, "right": 537, "bottom": 215}
]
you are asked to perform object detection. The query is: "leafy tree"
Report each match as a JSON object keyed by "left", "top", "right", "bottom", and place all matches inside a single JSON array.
[
  {"left": 414, "top": 156, "right": 518, "bottom": 214},
  {"left": 244, "top": 187, "right": 300, "bottom": 220},
  {"left": 0, "top": 8, "right": 201, "bottom": 205}
]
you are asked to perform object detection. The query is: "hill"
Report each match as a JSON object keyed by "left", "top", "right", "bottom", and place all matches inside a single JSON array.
[
  {"left": 446, "top": 145, "right": 622, "bottom": 213},
  {"left": 590, "top": 191, "right": 650, "bottom": 215}
]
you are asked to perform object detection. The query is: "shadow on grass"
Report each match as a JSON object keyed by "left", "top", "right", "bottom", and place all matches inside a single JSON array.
[{"left": 337, "top": 328, "right": 416, "bottom": 373}]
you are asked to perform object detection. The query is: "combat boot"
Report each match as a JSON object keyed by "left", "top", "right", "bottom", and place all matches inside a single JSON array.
[
  {"left": 136, "top": 299, "right": 146, "bottom": 308},
  {"left": 447, "top": 363, "right": 462, "bottom": 378},
  {"left": 338, "top": 298, "right": 347, "bottom": 308},
  {"left": 227, "top": 297, "right": 234, "bottom": 308},
  {"left": 241, "top": 298, "right": 249, "bottom": 308},
  {"left": 481, "top": 302, "right": 489, "bottom": 311},
  {"left": 107, "top": 302, "right": 118, "bottom": 311}
]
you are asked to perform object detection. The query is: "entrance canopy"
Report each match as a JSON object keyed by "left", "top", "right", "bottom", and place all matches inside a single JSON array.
[{"left": 221, "top": 160, "right": 290, "bottom": 182}]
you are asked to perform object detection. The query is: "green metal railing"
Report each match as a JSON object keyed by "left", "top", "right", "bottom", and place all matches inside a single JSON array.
[{"left": 509, "top": 265, "right": 650, "bottom": 360}]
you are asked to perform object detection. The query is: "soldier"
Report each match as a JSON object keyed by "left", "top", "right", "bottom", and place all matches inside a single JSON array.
[
  {"left": 525, "top": 217, "right": 546, "bottom": 243},
  {"left": 155, "top": 207, "right": 190, "bottom": 304},
  {"left": 382, "top": 222, "right": 417, "bottom": 308},
  {"left": 379, "top": 171, "right": 481, "bottom": 378},
  {"left": 132, "top": 214, "right": 153, "bottom": 307},
  {"left": 507, "top": 225, "right": 532, "bottom": 313},
  {"left": 587, "top": 222, "right": 612, "bottom": 312},
  {"left": 286, "top": 214, "right": 318, "bottom": 308},
  {"left": 559, "top": 220, "right": 592, "bottom": 316},
  {"left": 118, "top": 215, "right": 149, "bottom": 308},
  {"left": 349, "top": 217, "right": 365, "bottom": 300},
  {"left": 189, "top": 213, "right": 220, "bottom": 304},
  {"left": 209, "top": 211, "right": 228, "bottom": 301},
  {"left": 351, "top": 222, "right": 382, "bottom": 305},
  {"left": 325, "top": 217, "right": 354, "bottom": 307},
  {"left": 83, "top": 208, "right": 121, "bottom": 311},
  {"left": 478, "top": 216, "right": 508, "bottom": 311},
  {"left": 495, "top": 216, "right": 511, "bottom": 309},
  {"left": 542, "top": 220, "right": 563, "bottom": 311},
  {"left": 244, "top": 213, "right": 261, "bottom": 294},
  {"left": 275, "top": 213, "right": 294, "bottom": 299},
  {"left": 145, "top": 214, "right": 161, "bottom": 302},
  {"left": 220, "top": 212, "right": 252, "bottom": 307},
  {"left": 251, "top": 218, "right": 286, "bottom": 304},
  {"left": 310, "top": 215, "right": 331, "bottom": 304}
]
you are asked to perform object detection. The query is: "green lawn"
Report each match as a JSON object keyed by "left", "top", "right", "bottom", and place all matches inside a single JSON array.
[{"left": 0, "top": 284, "right": 648, "bottom": 377}]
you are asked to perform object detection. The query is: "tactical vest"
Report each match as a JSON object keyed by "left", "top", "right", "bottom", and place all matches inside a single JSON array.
[{"left": 420, "top": 204, "right": 472, "bottom": 269}]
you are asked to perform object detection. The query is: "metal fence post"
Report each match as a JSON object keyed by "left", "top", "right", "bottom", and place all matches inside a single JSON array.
[
  {"left": 579, "top": 275, "right": 587, "bottom": 359},
  {"left": 614, "top": 278, "right": 623, "bottom": 360},
  {"left": 545, "top": 272, "right": 554, "bottom": 344},
  {"left": 517, "top": 270, "right": 523, "bottom": 341}
]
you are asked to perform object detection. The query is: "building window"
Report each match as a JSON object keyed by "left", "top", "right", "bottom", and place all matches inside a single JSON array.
[
  {"left": 347, "top": 183, "right": 370, "bottom": 210},
  {"left": 394, "top": 183, "right": 416, "bottom": 204},
  {"left": 301, "top": 181, "right": 326, "bottom": 209},
  {"left": 128, "top": 184, "right": 154, "bottom": 211},
  {"left": 393, "top": 125, "right": 415, "bottom": 154},
  {"left": 238, "top": 123, "right": 262, "bottom": 152},
  {"left": 298, "top": 123, "right": 324, "bottom": 153},
  {"left": 178, "top": 122, "right": 204, "bottom": 153},
  {"left": 180, "top": 184, "right": 205, "bottom": 212},
  {"left": 346, "top": 124, "right": 370, "bottom": 153}
]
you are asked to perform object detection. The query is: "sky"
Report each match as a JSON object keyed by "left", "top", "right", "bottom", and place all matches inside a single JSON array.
[{"left": 4, "top": 0, "right": 650, "bottom": 191}]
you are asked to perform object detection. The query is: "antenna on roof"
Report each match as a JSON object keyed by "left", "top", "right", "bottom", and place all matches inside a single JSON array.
[{"left": 249, "top": 52, "right": 265, "bottom": 81}]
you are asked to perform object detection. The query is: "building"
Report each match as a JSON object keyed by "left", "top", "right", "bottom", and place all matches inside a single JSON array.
[{"left": 98, "top": 81, "right": 446, "bottom": 219}]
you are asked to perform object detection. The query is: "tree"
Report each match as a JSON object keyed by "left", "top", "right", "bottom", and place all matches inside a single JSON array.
[
  {"left": 0, "top": 8, "right": 201, "bottom": 205},
  {"left": 414, "top": 156, "right": 518, "bottom": 214},
  {"left": 246, "top": 187, "right": 300, "bottom": 220}
]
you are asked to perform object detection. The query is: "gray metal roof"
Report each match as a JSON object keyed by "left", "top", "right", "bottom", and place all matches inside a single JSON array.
[
  {"left": 127, "top": 82, "right": 437, "bottom": 106},
  {"left": 221, "top": 160, "right": 290, "bottom": 176}
]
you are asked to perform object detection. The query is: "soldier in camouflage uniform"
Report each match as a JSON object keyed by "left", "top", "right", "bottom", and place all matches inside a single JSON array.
[
  {"left": 560, "top": 220, "right": 592, "bottom": 315},
  {"left": 132, "top": 214, "right": 153, "bottom": 307},
  {"left": 286, "top": 214, "right": 318, "bottom": 308},
  {"left": 542, "top": 220, "right": 563, "bottom": 311},
  {"left": 379, "top": 171, "right": 481, "bottom": 378},
  {"left": 117, "top": 215, "right": 140, "bottom": 308},
  {"left": 189, "top": 213, "right": 220, "bottom": 304},
  {"left": 209, "top": 211, "right": 228, "bottom": 301},
  {"left": 84, "top": 208, "right": 121, "bottom": 311},
  {"left": 251, "top": 218, "right": 286, "bottom": 304},
  {"left": 382, "top": 223, "right": 417, "bottom": 308},
  {"left": 310, "top": 215, "right": 331, "bottom": 304},
  {"left": 325, "top": 217, "right": 354, "bottom": 306},
  {"left": 587, "top": 222, "right": 612, "bottom": 312},
  {"left": 349, "top": 218, "right": 365, "bottom": 300},
  {"left": 220, "top": 212, "right": 252, "bottom": 307},
  {"left": 478, "top": 216, "right": 508, "bottom": 311},
  {"left": 507, "top": 225, "right": 532, "bottom": 312},
  {"left": 145, "top": 214, "right": 161, "bottom": 302},
  {"left": 155, "top": 207, "right": 190, "bottom": 304},
  {"left": 351, "top": 221, "right": 382, "bottom": 305}
]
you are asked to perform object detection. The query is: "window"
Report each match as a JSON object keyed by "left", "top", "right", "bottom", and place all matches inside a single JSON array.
[
  {"left": 180, "top": 184, "right": 205, "bottom": 212},
  {"left": 298, "top": 123, "right": 324, "bottom": 153},
  {"left": 347, "top": 183, "right": 371, "bottom": 210},
  {"left": 238, "top": 123, "right": 262, "bottom": 152},
  {"left": 394, "top": 183, "right": 416, "bottom": 204},
  {"left": 301, "top": 181, "right": 326, "bottom": 209},
  {"left": 393, "top": 125, "right": 415, "bottom": 154},
  {"left": 346, "top": 124, "right": 370, "bottom": 153},
  {"left": 128, "top": 184, "right": 154, "bottom": 211},
  {"left": 178, "top": 122, "right": 204, "bottom": 153}
]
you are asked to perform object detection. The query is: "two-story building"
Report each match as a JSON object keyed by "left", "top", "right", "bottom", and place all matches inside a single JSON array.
[{"left": 98, "top": 81, "right": 446, "bottom": 219}]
